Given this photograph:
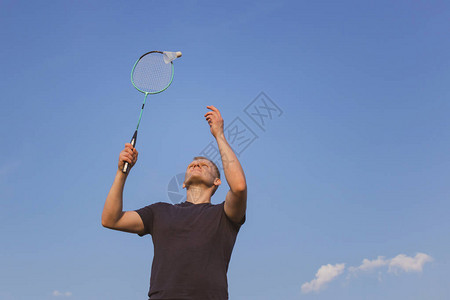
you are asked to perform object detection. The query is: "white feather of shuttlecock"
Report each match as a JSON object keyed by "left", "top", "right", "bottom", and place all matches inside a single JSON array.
[{"left": 163, "top": 51, "right": 179, "bottom": 64}]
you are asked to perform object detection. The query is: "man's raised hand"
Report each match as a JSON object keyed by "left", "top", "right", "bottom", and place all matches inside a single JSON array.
[
  {"left": 119, "top": 143, "right": 138, "bottom": 172},
  {"left": 204, "top": 105, "right": 224, "bottom": 138}
]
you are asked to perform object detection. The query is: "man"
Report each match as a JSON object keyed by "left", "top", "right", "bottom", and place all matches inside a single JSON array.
[{"left": 102, "top": 105, "right": 247, "bottom": 299}]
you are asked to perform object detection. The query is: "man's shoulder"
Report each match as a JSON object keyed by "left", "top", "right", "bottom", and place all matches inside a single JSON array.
[
  {"left": 136, "top": 201, "right": 173, "bottom": 212},
  {"left": 150, "top": 201, "right": 175, "bottom": 209},
  {"left": 153, "top": 201, "right": 173, "bottom": 206}
]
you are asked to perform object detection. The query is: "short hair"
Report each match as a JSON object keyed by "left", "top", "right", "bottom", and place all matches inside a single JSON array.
[{"left": 192, "top": 156, "right": 220, "bottom": 179}]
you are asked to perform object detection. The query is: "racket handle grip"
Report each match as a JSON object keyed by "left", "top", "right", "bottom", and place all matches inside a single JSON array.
[{"left": 122, "top": 130, "right": 138, "bottom": 174}]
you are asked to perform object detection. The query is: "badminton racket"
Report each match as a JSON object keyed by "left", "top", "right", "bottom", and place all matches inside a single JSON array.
[{"left": 122, "top": 50, "right": 182, "bottom": 173}]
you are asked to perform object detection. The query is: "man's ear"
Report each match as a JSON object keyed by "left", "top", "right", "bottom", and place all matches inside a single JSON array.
[
  {"left": 182, "top": 182, "right": 186, "bottom": 189},
  {"left": 214, "top": 178, "right": 221, "bottom": 187}
]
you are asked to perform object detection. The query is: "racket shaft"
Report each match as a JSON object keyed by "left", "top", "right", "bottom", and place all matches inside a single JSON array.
[{"left": 122, "top": 130, "right": 137, "bottom": 173}]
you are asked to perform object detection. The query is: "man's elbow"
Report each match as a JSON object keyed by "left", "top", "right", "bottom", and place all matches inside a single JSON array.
[
  {"left": 101, "top": 218, "right": 110, "bottom": 228},
  {"left": 231, "top": 182, "right": 247, "bottom": 194},
  {"left": 101, "top": 215, "right": 114, "bottom": 229}
]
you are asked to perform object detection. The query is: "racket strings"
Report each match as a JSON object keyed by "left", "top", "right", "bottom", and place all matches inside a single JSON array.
[{"left": 132, "top": 53, "right": 173, "bottom": 93}]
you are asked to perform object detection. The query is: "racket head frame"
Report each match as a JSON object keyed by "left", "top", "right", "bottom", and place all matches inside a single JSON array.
[{"left": 130, "top": 51, "right": 175, "bottom": 95}]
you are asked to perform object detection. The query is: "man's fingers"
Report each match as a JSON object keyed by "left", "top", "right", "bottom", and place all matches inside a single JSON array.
[
  {"left": 121, "top": 148, "right": 137, "bottom": 161},
  {"left": 124, "top": 143, "right": 137, "bottom": 155},
  {"left": 121, "top": 156, "right": 132, "bottom": 164},
  {"left": 206, "top": 105, "right": 221, "bottom": 115},
  {"left": 121, "top": 152, "right": 133, "bottom": 161},
  {"left": 125, "top": 143, "right": 136, "bottom": 152},
  {"left": 206, "top": 105, "right": 219, "bottom": 112}
]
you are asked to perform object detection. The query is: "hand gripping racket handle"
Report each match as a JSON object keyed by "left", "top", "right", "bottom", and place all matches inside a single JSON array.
[{"left": 122, "top": 130, "right": 137, "bottom": 174}]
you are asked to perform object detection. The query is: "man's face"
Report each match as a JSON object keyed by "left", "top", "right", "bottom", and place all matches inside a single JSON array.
[{"left": 183, "top": 159, "right": 217, "bottom": 187}]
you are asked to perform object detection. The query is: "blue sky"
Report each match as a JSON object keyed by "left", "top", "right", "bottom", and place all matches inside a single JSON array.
[{"left": 1, "top": 0, "right": 449, "bottom": 299}]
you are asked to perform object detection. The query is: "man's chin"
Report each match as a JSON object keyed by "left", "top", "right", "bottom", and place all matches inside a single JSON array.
[{"left": 184, "top": 174, "right": 211, "bottom": 187}]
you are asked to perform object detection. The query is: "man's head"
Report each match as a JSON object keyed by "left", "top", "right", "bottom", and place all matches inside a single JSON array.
[{"left": 183, "top": 156, "right": 221, "bottom": 195}]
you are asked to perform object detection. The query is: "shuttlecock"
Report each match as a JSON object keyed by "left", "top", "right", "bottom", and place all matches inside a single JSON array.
[{"left": 163, "top": 51, "right": 182, "bottom": 64}]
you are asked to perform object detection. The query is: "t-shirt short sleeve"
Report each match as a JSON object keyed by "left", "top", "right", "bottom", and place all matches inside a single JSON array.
[
  {"left": 221, "top": 201, "right": 246, "bottom": 232},
  {"left": 135, "top": 204, "right": 155, "bottom": 236},
  {"left": 230, "top": 214, "right": 246, "bottom": 232}
]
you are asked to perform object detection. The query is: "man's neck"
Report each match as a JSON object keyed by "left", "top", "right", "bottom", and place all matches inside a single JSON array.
[{"left": 186, "top": 185, "right": 212, "bottom": 204}]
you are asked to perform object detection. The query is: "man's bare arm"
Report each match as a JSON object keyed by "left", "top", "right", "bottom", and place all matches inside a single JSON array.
[
  {"left": 205, "top": 106, "right": 247, "bottom": 223},
  {"left": 101, "top": 144, "right": 145, "bottom": 234}
]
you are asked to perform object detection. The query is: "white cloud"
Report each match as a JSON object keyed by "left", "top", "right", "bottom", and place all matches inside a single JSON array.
[
  {"left": 388, "top": 253, "right": 433, "bottom": 274},
  {"left": 349, "top": 253, "right": 433, "bottom": 275},
  {"left": 52, "top": 290, "right": 72, "bottom": 297},
  {"left": 349, "top": 256, "right": 388, "bottom": 273},
  {"left": 359, "top": 256, "right": 388, "bottom": 271},
  {"left": 302, "top": 252, "right": 433, "bottom": 293},
  {"left": 301, "top": 263, "right": 345, "bottom": 293}
]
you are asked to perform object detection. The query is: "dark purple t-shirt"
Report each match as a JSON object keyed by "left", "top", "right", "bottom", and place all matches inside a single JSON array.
[{"left": 135, "top": 201, "right": 245, "bottom": 300}]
